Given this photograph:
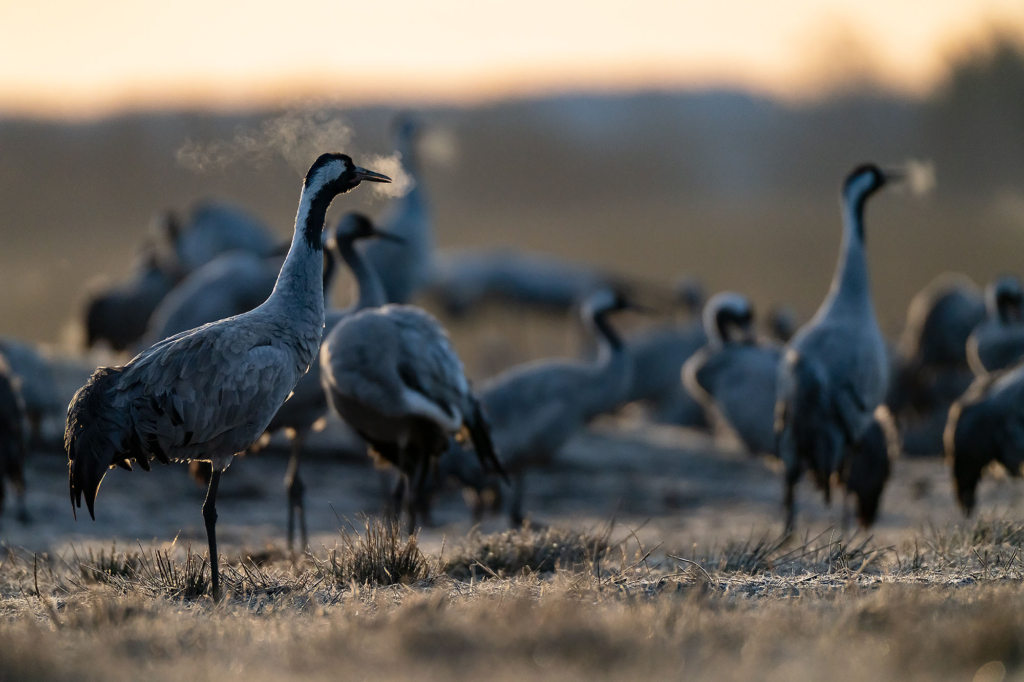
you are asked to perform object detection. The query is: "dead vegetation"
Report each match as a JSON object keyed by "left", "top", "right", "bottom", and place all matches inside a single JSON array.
[{"left": 2, "top": 516, "right": 1024, "bottom": 681}]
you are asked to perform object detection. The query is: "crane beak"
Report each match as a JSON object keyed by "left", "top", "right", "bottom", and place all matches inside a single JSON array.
[
  {"left": 882, "top": 168, "right": 906, "bottom": 184},
  {"left": 354, "top": 167, "right": 392, "bottom": 183},
  {"left": 371, "top": 228, "right": 406, "bottom": 244}
]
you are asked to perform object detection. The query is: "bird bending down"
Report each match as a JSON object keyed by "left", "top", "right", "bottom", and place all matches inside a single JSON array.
[
  {"left": 320, "top": 303, "right": 506, "bottom": 533},
  {"left": 683, "top": 292, "right": 782, "bottom": 456},
  {"left": 966, "top": 275, "right": 1024, "bottom": 376},
  {"left": 471, "top": 289, "right": 635, "bottom": 525},
  {"left": 945, "top": 364, "right": 1024, "bottom": 516},
  {"left": 66, "top": 153, "right": 391, "bottom": 599},
  {"left": 775, "top": 163, "right": 899, "bottom": 531},
  {"left": 263, "top": 212, "right": 401, "bottom": 551}
]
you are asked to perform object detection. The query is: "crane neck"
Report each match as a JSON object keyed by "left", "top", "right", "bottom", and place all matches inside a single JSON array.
[
  {"left": 819, "top": 188, "right": 874, "bottom": 318},
  {"left": 339, "top": 239, "right": 387, "bottom": 310},
  {"left": 268, "top": 181, "right": 337, "bottom": 322},
  {"left": 580, "top": 309, "right": 630, "bottom": 417},
  {"left": 322, "top": 248, "right": 338, "bottom": 308}
]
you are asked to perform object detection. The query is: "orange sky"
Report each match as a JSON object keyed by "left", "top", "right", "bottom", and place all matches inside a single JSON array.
[{"left": 0, "top": 0, "right": 1022, "bottom": 118}]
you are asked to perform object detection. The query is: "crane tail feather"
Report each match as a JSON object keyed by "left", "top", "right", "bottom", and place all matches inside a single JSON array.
[
  {"left": 467, "top": 395, "right": 508, "bottom": 483},
  {"left": 65, "top": 366, "right": 132, "bottom": 521}
]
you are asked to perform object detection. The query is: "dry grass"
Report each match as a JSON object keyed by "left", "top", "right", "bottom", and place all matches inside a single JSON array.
[{"left": 3, "top": 517, "right": 1024, "bottom": 681}]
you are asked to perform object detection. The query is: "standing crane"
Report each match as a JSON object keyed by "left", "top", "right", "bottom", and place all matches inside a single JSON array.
[
  {"left": 66, "top": 153, "right": 391, "bottom": 599},
  {"left": 362, "top": 115, "right": 433, "bottom": 304},
  {"left": 775, "top": 163, "right": 901, "bottom": 531}
]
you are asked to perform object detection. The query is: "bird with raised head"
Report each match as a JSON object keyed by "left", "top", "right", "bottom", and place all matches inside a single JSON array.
[
  {"left": 683, "top": 292, "right": 781, "bottom": 457},
  {"left": 470, "top": 288, "right": 635, "bottom": 526},
  {"left": 362, "top": 114, "right": 433, "bottom": 304},
  {"left": 775, "top": 163, "right": 901, "bottom": 531},
  {"left": 65, "top": 153, "right": 391, "bottom": 599}
]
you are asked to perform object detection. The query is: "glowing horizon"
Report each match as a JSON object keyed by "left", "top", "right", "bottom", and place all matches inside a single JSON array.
[{"left": 0, "top": 0, "right": 1022, "bottom": 119}]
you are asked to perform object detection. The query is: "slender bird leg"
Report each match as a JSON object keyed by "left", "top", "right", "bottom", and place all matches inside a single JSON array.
[
  {"left": 783, "top": 471, "right": 798, "bottom": 535},
  {"left": 203, "top": 468, "right": 222, "bottom": 601},
  {"left": 391, "top": 474, "right": 407, "bottom": 527},
  {"left": 12, "top": 476, "right": 29, "bottom": 525},
  {"left": 405, "top": 460, "right": 424, "bottom": 536},
  {"left": 409, "top": 457, "right": 434, "bottom": 531},
  {"left": 509, "top": 473, "right": 526, "bottom": 528},
  {"left": 839, "top": 493, "right": 856, "bottom": 532},
  {"left": 284, "top": 432, "right": 307, "bottom": 554}
]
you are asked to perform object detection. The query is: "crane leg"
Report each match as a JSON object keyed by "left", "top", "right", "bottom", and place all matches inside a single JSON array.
[
  {"left": 203, "top": 468, "right": 222, "bottom": 601},
  {"left": 783, "top": 468, "right": 798, "bottom": 534},
  {"left": 11, "top": 473, "right": 29, "bottom": 525},
  {"left": 509, "top": 473, "right": 526, "bottom": 528},
  {"left": 391, "top": 474, "right": 406, "bottom": 527},
  {"left": 284, "top": 433, "right": 307, "bottom": 553}
]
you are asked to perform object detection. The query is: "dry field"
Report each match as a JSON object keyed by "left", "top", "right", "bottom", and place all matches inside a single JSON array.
[{"left": 3, "top": 415, "right": 1024, "bottom": 682}]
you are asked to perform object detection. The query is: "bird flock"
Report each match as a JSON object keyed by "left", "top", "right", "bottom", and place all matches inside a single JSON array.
[{"left": 0, "top": 114, "right": 1020, "bottom": 599}]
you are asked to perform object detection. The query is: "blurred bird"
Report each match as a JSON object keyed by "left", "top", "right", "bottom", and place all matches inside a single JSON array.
[
  {"left": 260, "top": 212, "right": 402, "bottom": 551},
  {"left": 168, "top": 201, "right": 279, "bottom": 274},
  {"left": 66, "top": 153, "right": 390, "bottom": 599},
  {"left": 766, "top": 306, "right": 799, "bottom": 344},
  {"left": 967, "top": 275, "right": 1024, "bottom": 375},
  {"left": 888, "top": 274, "right": 985, "bottom": 456},
  {"left": 83, "top": 241, "right": 180, "bottom": 352},
  {"left": 320, "top": 304, "right": 505, "bottom": 533},
  {"left": 145, "top": 240, "right": 329, "bottom": 346},
  {"left": 362, "top": 115, "right": 433, "bottom": 304},
  {"left": 683, "top": 292, "right": 781, "bottom": 456},
  {"left": 428, "top": 248, "right": 636, "bottom": 317},
  {"left": 622, "top": 280, "right": 708, "bottom": 427},
  {"left": 0, "top": 355, "right": 28, "bottom": 523},
  {"left": 468, "top": 289, "right": 635, "bottom": 525},
  {"left": 0, "top": 338, "right": 60, "bottom": 444},
  {"left": 775, "top": 163, "right": 900, "bottom": 530},
  {"left": 945, "top": 364, "right": 1024, "bottom": 516}
]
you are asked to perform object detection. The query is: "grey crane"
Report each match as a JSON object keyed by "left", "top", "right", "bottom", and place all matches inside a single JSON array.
[
  {"left": 683, "top": 292, "right": 781, "bottom": 456},
  {"left": 362, "top": 115, "right": 433, "bottom": 304},
  {"left": 472, "top": 288, "right": 635, "bottom": 525},
  {"left": 775, "top": 163, "right": 899, "bottom": 531},
  {"left": 966, "top": 275, "right": 1024, "bottom": 375},
  {"left": 889, "top": 274, "right": 985, "bottom": 456},
  {"left": 261, "top": 212, "right": 401, "bottom": 551},
  {"left": 623, "top": 280, "right": 707, "bottom": 427},
  {"left": 320, "top": 303, "right": 505, "bottom": 533},
  {"left": 945, "top": 363, "right": 1024, "bottom": 515},
  {"left": 686, "top": 292, "right": 896, "bottom": 526},
  {"left": 0, "top": 338, "right": 59, "bottom": 444},
  {"left": 0, "top": 355, "right": 28, "bottom": 523},
  {"left": 84, "top": 244, "right": 180, "bottom": 351},
  {"left": 66, "top": 153, "right": 391, "bottom": 598}
]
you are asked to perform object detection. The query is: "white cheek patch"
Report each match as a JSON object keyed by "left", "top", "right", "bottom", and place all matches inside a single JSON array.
[{"left": 310, "top": 159, "right": 347, "bottom": 192}]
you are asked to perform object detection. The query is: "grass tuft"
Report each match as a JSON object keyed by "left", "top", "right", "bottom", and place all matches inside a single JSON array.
[{"left": 313, "top": 517, "right": 429, "bottom": 587}]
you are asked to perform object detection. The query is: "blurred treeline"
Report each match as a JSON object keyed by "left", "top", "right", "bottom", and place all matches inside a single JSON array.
[{"left": 0, "top": 34, "right": 1022, "bottom": 343}]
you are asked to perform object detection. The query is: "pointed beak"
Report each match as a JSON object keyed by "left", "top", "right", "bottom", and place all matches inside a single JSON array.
[
  {"left": 354, "top": 167, "right": 392, "bottom": 184},
  {"left": 882, "top": 167, "right": 905, "bottom": 184},
  {"left": 371, "top": 228, "right": 406, "bottom": 244}
]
